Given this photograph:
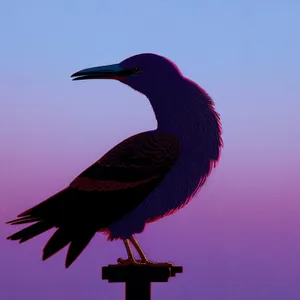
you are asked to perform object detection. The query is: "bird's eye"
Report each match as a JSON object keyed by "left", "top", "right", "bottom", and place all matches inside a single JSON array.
[{"left": 133, "top": 67, "right": 142, "bottom": 74}]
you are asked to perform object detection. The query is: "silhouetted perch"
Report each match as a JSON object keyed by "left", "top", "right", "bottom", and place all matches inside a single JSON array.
[{"left": 102, "top": 264, "right": 183, "bottom": 300}]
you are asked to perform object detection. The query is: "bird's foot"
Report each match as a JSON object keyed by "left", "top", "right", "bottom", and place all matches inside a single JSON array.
[
  {"left": 117, "top": 257, "right": 141, "bottom": 265},
  {"left": 117, "top": 257, "right": 173, "bottom": 267},
  {"left": 139, "top": 259, "right": 174, "bottom": 267}
]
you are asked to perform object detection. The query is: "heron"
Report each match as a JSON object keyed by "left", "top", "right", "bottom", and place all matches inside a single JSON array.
[{"left": 6, "top": 53, "right": 223, "bottom": 268}]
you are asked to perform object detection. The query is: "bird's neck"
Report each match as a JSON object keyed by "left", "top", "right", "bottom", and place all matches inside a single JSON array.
[{"left": 148, "top": 78, "right": 219, "bottom": 142}]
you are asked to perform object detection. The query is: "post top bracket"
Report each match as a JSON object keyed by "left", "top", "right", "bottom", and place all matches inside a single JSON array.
[{"left": 102, "top": 264, "right": 183, "bottom": 283}]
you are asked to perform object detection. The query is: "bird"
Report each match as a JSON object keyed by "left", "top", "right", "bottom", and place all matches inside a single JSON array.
[{"left": 6, "top": 53, "right": 223, "bottom": 268}]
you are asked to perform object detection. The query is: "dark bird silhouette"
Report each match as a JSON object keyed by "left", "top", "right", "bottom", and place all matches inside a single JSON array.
[{"left": 6, "top": 53, "right": 223, "bottom": 268}]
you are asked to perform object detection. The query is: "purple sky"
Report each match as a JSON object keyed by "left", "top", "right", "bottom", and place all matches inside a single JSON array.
[{"left": 1, "top": 0, "right": 300, "bottom": 299}]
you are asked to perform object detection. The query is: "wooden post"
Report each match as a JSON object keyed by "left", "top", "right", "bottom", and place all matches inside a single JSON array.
[
  {"left": 126, "top": 280, "right": 151, "bottom": 300},
  {"left": 102, "top": 264, "right": 183, "bottom": 300}
]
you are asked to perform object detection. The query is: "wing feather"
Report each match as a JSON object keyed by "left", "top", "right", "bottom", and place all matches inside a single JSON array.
[
  {"left": 6, "top": 131, "right": 180, "bottom": 267},
  {"left": 69, "top": 131, "right": 179, "bottom": 192}
]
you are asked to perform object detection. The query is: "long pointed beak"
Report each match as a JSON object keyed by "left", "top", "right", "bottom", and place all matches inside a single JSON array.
[{"left": 71, "top": 64, "right": 132, "bottom": 81}]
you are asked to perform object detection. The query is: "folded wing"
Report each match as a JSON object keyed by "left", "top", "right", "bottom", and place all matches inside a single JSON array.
[{"left": 7, "top": 131, "right": 180, "bottom": 267}]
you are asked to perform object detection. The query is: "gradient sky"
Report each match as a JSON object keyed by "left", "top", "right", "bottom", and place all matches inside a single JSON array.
[{"left": 1, "top": 0, "right": 300, "bottom": 299}]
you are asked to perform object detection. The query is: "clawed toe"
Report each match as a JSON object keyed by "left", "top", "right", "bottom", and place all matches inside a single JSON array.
[
  {"left": 117, "top": 257, "right": 130, "bottom": 265},
  {"left": 117, "top": 257, "right": 173, "bottom": 267},
  {"left": 142, "top": 260, "right": 174, "bottom": 267},
  {"left": 117, "top": 257, "right": 140, "bottom": 265}
]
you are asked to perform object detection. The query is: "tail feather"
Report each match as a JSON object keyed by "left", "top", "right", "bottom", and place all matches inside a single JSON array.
[
  {"left": 6, "top": 216, "right": 41, "bottom": 225},
  {"left": 16, "top": 189, "right": 68, "bottom": 218},
  {"left": 7, "top": 221, "right": 53, "bottom": 243},
  {"left": 65, "top": 230, "right": 95, "bottom": 268},
  {"left": 17, "top": 208, "right": 33, "bottom": 218},
  {"left": 6, "top": 188, "right": 98, "bottom": 267},
  {"left": 43, "top": 227, "right": 73, "bottom": 261}
]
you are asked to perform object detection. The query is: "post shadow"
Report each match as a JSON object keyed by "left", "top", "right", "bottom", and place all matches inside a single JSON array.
[{"left": 102, "top": 264, "right": 183, "bottom": 300}]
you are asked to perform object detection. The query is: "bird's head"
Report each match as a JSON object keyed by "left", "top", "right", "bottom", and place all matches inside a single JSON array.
[{"left": 71, "top": 53, "right": 183, "bottom": 96}]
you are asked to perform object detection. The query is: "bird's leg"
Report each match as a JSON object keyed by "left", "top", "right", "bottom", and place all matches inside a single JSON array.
[
  {"left": 117, "top": 239, "right": 138, "bottom": 265},
  {"left": 129, "top": 235, "right": 174, "bottom": 267},
  {"left": 129, "top": 236, "right": 148, "bottom": 262},
  {"left": 117, "top": 236, "right": 174, "bottom": 266}
]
